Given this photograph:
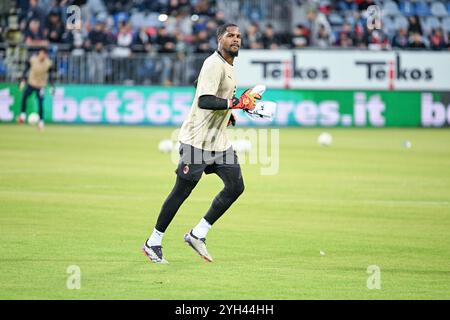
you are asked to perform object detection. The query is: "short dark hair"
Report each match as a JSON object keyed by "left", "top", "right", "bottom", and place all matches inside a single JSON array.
[
  {"left": 216, "top": 23, "right": 238, "bottom": 39},
  {"left": 29, "top": 47, "right": 48, "bottom": 55}
]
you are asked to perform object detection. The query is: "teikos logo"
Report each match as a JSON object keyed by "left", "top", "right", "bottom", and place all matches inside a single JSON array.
[
  {"left": 250, "top": 53, "right": 328, "bottom": 87},
  {"left": 355, "top": 53, "right": 433, "bottom": 89}
]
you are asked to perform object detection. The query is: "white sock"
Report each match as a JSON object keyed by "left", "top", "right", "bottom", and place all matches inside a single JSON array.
[
  {"left": 147, "top": 228, "right": 164, "bottom": 246},
  {"left": 192, "top": 218, "right": 212, "bottom": 239}
]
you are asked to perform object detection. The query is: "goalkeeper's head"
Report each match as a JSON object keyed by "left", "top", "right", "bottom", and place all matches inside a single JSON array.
[{"left": 217, "top": 23, "right": 241, "bottom": 58}]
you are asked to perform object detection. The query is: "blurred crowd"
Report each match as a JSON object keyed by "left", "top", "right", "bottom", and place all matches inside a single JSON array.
[
  {"left": 249, "top": 0, "right": 450, "bottom": 51},
  {"left": 2, "top": 0, "right": 225, "bottom": 56},
  {"left": 0, "top": 0, "right": 227, "bottom": 84},
  {"left": 1, "top": 0, "right": 449, "bottom": 52},
  {"left": 1, "top": 0, "right": 449, "bottom": 85}
]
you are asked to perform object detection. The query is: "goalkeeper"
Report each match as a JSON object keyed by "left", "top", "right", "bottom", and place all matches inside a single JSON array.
[{"left": 143, "top": 23, "right": 261, "bottom": 263}]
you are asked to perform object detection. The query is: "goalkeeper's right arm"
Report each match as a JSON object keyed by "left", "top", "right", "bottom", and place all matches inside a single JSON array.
[{"left": 198, "top": 89, "right": 261, "bottom": 111}]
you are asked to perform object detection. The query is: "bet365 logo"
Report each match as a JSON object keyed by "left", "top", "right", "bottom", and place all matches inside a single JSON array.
[{"left": 421, "top": 93, "right": 450, "bottom": 127}]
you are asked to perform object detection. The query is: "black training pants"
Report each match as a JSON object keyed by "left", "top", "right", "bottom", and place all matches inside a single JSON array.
[{"left": 154, "top": 143, "right": 244, "bottom": 232}]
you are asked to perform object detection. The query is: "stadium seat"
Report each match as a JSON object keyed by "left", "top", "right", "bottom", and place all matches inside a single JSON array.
[
  {"left": 383, "top": 1, "right": 400, "bottom": 16},
  {"left": 130, "top": 12, "right": 143, "bottom": 29},
  {"left": 442, "top": 16, "right": 450, "bottom": 32},
  {"left": 337, "top": 0, "right": 357, "bottom": 12},
  {"left": 399, "top": 0, "right": 416, "bottom": 16},
  {"left": 241, "top": 3, "right": 265, "bottom": 21},
  {"left": 415, "top": 1, "right": 431, "bottom": 17},
  {"left": 429, "top": 16, "right": 442, "bottom": 29},
  {"left": 422, "top": 16, "right": 441, "bottom": 34},
  {"left": 131, "top": 11, "right": 159, "bottom": 28},
  {"left": 394, "top": 15, "right": 410, "bottom": 30},
  {"left": 422, "top": 35, "right": 430, "bottom": 48},
  {"left": 114, "top": 12, "right": 130, "bottom": 25},
  {"left": 328, "top": 12, "right": 344, "bottom": 26},
  {"left": 382, "top": 16, "right": 397, "bottom": 37},
  {"left": 344, "top": 9, "right": 360, "bottom": 26},
  {"left": 430, "top": 2, "right": 448, "bottom": 18}
]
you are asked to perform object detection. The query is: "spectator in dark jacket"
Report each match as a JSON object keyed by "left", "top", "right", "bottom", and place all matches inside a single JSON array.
[
  {"left": 193, "top": 0, "right": 215, "bottom": 17},
  {"left": 367, "top": 29, "right": 390, "bottom": 50},
  {"left": 46, "top": 10, "right": 65, "bottom": 43},
  {"left": 336, "top": 22, "right": 354, "bottom": 48},
  {"left": 156, "top": 27, "right": 177, "bottom": 86},
  {"left": 353, "top": 23, "right": 368, "bottom": 48},
  {"left": 291, "top": 24, "right": 309, "bottom": 48},
  {"left": 408, "top": 32, "right": 426, "bottom": 49},
  {"left": 261, "top": 24, "right": 280, "bottom": 49},
  {"left": 62, "top": 27, "right": 86, "bottom": 55},
  {"left": 24, "top": 0, "right": 46, "bottom": 30},
  {"left": 156, "top": 26, "right": 177, "bottom": 53},
  {"left": 24, "top": 19, "right": 49, "bottom": 47},
  {"left": 193, "top": 29, "right": 214, "bottom": 53},
  {"left": 133, "top": 27, "right": 153, "bottom": 52},
  {"left": 429, "top": 28, "right": 446, "bottom": 51},
  {"left": 392, "top": 28, "right": 409, "bottom": 49},
  {"left": 408, "top": 15, "right": 423, "bottom": 35},
  {"left": 86, "top": 20, "right": 111, "bottom": 50},
  {"left": 315, "top": 24, "right": 333, "bottom": 48},
  {"left": 85, "top": 19, "right": 111, "bottom": 83},
  {"left": 244, "top": 22, "right": 263, "bottom": 49}
]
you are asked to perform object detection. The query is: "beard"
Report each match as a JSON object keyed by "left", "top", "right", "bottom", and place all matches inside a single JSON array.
[{"left": 226, "top": 47, "right": 239, "bottom": 57}]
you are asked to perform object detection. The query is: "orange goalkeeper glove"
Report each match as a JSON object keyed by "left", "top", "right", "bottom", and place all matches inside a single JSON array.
[{"left": 228, "top": 89, "right": 261, "bottom": 111}]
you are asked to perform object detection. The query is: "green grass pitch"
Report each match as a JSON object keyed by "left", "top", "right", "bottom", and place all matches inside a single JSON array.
[{"left": 1, "top": 124, "right": 449, "bottom": 299}]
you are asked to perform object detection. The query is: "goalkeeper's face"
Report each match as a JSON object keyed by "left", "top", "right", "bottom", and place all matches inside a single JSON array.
[{"left": 219, "top": 26, "right": 241, "bottom": 57}]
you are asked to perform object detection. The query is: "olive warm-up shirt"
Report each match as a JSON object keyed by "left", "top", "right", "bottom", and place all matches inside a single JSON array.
[{"left": 178, "top": 51, "right": 237, "bottom": 152}]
